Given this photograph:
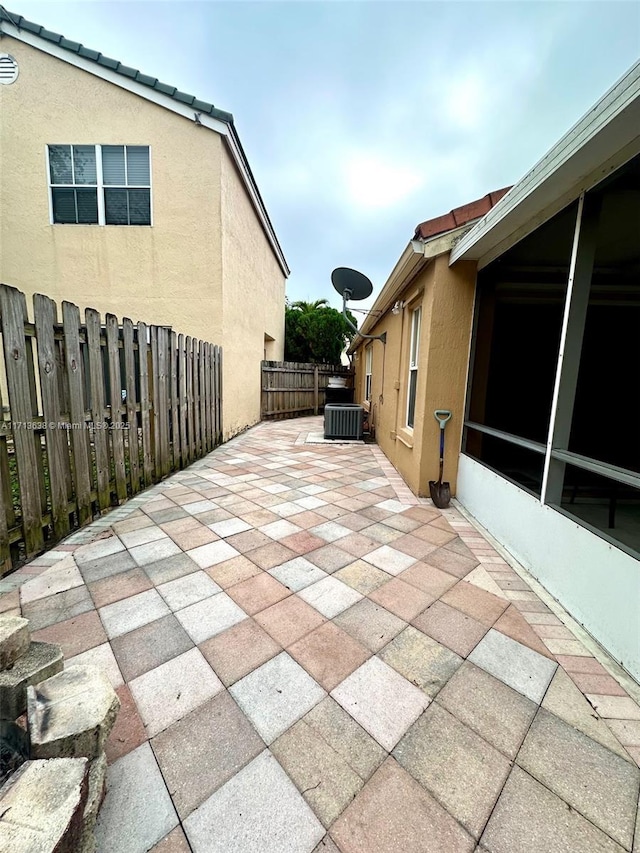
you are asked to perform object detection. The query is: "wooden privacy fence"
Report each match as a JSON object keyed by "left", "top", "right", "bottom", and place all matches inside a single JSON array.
[
  {"left": 261, "top": 360, "right": 353, "bottom": 420},
  {"left": 0, "top": 284, "right": 222, "bottom": 576}
]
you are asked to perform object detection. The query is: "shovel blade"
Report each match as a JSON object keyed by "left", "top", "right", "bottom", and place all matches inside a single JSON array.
[{"left": 429, "top": 480, "right": 451, "bottom": 509}]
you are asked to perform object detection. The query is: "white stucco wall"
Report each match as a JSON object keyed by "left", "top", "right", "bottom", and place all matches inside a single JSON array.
[{"left": 457, "top": 453, "right": 640, "bottom": 681}]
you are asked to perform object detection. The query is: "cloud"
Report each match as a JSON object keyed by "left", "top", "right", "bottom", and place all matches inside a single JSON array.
[{"left": 342, "top": 151, "right": 426, "bottom": 210}]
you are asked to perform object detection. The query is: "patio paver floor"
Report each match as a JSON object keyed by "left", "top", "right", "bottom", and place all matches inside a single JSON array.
[{"left": 4, "top": 415, "right": 640, "bottom": 853}]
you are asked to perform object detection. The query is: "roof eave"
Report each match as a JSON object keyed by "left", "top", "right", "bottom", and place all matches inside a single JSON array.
[{"left": 450, "top": 60, "right": 640, "bottom": 269}]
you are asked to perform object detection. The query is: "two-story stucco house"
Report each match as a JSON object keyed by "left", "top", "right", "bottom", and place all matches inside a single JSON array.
[{"left": 0, "top": 8, "right": 289, "bottom": 439}]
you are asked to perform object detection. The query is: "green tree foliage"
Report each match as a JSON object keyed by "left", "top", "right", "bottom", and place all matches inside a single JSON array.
[{"left": 284, "top": 299, "right": 357, "bottom": 364}]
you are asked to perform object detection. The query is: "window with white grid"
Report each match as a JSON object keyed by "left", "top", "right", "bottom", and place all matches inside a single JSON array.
[
  {"left": 365, "top": 345, "right": 373, "bottom": 401},
  {"left": 406, "top": 306, "right": 421, "bottom": 428},
  {"left": 48, "top": 145, "right": 151, "bottom": 225}
]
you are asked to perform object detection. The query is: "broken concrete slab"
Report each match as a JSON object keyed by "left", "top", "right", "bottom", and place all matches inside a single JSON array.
[
  {"left": 77, "top": 752, "right": 108, "bottom": 853},
  {"left": 0, "top": 616, "right": 30, "bottom": 669},
  {"left": 0, "top": 757, "right": 88, "bottom": 853},
  {"left": 28, "top": 665, "right": 120, "bottom": 760},
  {"left": 0, "top": 641, "right": 63, "bottom": 720}
]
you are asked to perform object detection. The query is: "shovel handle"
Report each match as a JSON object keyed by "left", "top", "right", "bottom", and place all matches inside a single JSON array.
[{"left": 434, "top": 410, "right": 452, "bottom": 430}]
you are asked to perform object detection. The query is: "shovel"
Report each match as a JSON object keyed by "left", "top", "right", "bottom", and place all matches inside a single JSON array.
[{"left": 429, "top": 410, "right": 452, "bottom": 508}]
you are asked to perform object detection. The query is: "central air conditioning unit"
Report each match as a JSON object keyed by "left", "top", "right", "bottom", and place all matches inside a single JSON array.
[{"left": 324, "top": 404, "right": 364, "bottom": 440}]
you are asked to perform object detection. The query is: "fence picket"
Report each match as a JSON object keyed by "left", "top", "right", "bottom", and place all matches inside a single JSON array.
[
  {"left": 170, "top": 331, "right": 179, "bottom": 469},
  {"left": 86, "top": 309, "right": 110, "bottom": 510},
  {"left": 62, "top": 301, "right": 92, "bottom": 526},
  {"left": 178, "top": 333, "right": 187, "bottom": 467},
  {"left": 0, "top": 286, "right": 44, "bottom": 555},
  {"left": 34, "top": 294, "right": 70, "bottom": 540},
  {"left": 122, "top": 319, "right": 140, "bottom": 494},
  {"left": 106, "top": 315, "right": 127, "bottom": 503},
  {"left": 137, "top": 322, "right": 153, "bottom": 487}
]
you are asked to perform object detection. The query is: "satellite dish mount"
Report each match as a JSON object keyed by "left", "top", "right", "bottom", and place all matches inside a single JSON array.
[{"left": 331, "top": 268, "right": 386, "bottom": 344}]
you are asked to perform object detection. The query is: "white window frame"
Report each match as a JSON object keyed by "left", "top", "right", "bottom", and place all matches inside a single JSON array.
[
  {"left": 406, "top": 306, "right": 421, "bottom": 429},
  {"left": 46, "top": 144, "right": 153, "bottom": 226},
  {"left": 364, "top": 345, "right": 373, "bottom": 402}
]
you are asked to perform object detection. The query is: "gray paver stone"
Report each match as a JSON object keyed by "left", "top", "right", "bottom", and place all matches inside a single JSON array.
[
  {"left": 0, "top": 615, "right": 30, "bottom": 669},
  {"left": 0, "top": 757, "right": 89, "bottom": 853},
  {"left": 0, "top": 640, "right": 63, "bottom": 720},
  {"left": 28, "top": 665, "right": 120, "bottom": 760},
  {"left": 77, "top": 752, "right": 108, "bottom": 853}
]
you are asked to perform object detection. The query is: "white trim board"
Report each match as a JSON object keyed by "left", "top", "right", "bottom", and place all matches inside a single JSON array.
[
  {"left": 1, "top": 22, "right": 289, "bottom": 276},
  {"left": 456, "top": 453, "right": 640, "bottom": 682}
]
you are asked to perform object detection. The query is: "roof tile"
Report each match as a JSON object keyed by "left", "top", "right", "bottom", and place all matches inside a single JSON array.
[{"left": 414, "top": 187, "right": 511, "bottom": 241}]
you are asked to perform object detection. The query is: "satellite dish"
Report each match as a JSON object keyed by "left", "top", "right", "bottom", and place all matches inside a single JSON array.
[{"left": 331, "top": 267, "right": 373, "bottom": 301}]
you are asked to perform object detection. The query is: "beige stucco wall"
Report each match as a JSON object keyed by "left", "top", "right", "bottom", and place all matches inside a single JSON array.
[
  {"left": 354, "top": 254, "right": 477, "bottom": 496},
  {"left": 0, "top": 38, "right": 286, "bottom": 438},
  {"left": 220, "top": 147, "right": 286, "bottom": 439}
]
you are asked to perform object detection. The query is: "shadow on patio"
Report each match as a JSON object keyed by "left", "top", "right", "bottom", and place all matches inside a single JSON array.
[{"left": 3, "top": 416, "right": 639, "bottom": 853}]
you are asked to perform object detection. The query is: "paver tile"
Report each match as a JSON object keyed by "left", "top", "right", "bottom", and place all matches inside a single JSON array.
[
  {"left": 426, "top": 547, "right": 478, "bottom": 579},
  {"left": 364, "top": 545, "right": 417, "bottom": 575},
  {"left": 78, "top": 551, "right": 137, "bottom": 584},
  {"left": 254, "top": 594, "right": 326, "bottom": 647},
  {"left": 379, "top": 626, "right": 463, "bottom": 698},
  {"left": 288, "top": 621, "right": 371, "bottom": 691},
  {"left": 111, "top": 613, "right": 194, "bottom": 681},
  {"left": 75, "top": 534, "right": 125, "bottom": 564},
  {"left": 334, "top": 598, "right": 406, "bottom": 652},
  {"left": 105, "top": 684, "right": 147, "bottom": 763},
  {"left": 586, "top": 695, "right": 640, "bottom": 720},
  {"left": 226, "top": 572, "right": 290, "bottom": 615},
  {"left": 246, "top": 541, "right": 297, "bottom": 570},
  {"left": 224, "top": 529, "right": 272, "bottom": 553},
  {"left": 209, "top": 518, "right": 252, "bottom": 538},
  {"left": 272, "top": 719, "right": 364, "bottom": 826},
  {"left": 468, "top": 628, "right": 557, "bottom": 703},
  {"left": 129, "top": 647, "right": 223, "bottom": 737},
  {"left": 493, "top": 604, "right": 555, "bottom": 659},
  {"left": 199, "top": 618, "right": 281, "bottom": 686},
  {"left": 411, "top": 523, "right": 457, "bottom": 546},
  {"left": 298, "top": 575, "right": 363, "bottom": 618},
  {"left": 400, "top": 561, "right": 458, "bottom": 598},
  {"left": 99, "top": 588, "right": 170, "bottom": 639},
  {"left": 130, "top": 538, "right": 182, "bottom": 566},
  {"left": 331, "top": 656, "right": 429, "bottom": 751},
  {"left": 88, "top": 567, "right": 153, "bottom": 608},
  {"left": 205, "top": 554, "right": 261, "bottom": 588},
  {"left": 441, "top": 580, "right": 509, "bottom": 627},
  {"left": 413, "top": 600, "right": 488, "bottom": 657},
  {"left": 517, "top": 707, "right": 640, "bottom": 848},
  {"left": 334, "top": 560, "right": 391, "bottom": 594},
  {"left": 280, "top": 531, "right": 328, "bottom": 555},
  {"left": 437, "top": 660, "right": 536, "bottom": 758},
  {"left": 337, "top": 532, "right": 379, "bottom": 558},
  {"left": 66, "top": 639, "right": 124, "bottom": 688},
  {"left": 119, "top": 526, "right": 169, "bottom": 549},
  {"left": 186, "top": 540, "right": 240, "bottom": 569},
  {"left": 542, "top": 667, "right": 632, "bottom": 760},
  {"left": 183, "top": 750, "right": 324, "bottom": 853},
  {"left": 149, "top": 826, "right": 191, "bottom": 853},
  {"left": 32, "top": 608, "right": 106, "bottom": 658},
  {"left": 569, "top": 671, "right": 628, "bottom": 696},
  {"left": 330, "top": 757, "right": 475, "bottom": 853},
  {"left": 169, "top": 525, "right": 219, "bottom": 551},
  {"left": 152, "top": 691, "right": 264, "bottom": 818},
  {"left": 176, "top": 591, "right": 247, "bottom": 643},
  {"left": 480, "top": 765, "right": 626, "bottom": 853},
  {"left": 369, "top": 577, "right": 433, "bottom": 621},
  {"left": 305, "top": 545, "right": 355, "bottom": 573},
  {"left": 394, "top": 702, "right": 511, "bottom": 838},
  {"left": 143, "top": 553, "right": 201, "bottom": 586},
  {"left": 268, "top": 557, "right": 327, "bottom": 591},
  {"left": 304, "top": 696, "right": 386, "bottom": 781},
  {"left": 157, "top": 571, "right": 221, "bottom": 610},
  {"left": 230, "top": 651, "right": 326, "bottom": 743},
  {"left": 96, "top": 742, "right": 179, "bottom": 853},
  {"left": 310, "top": 521, "right": 352, "bottom": 542}
]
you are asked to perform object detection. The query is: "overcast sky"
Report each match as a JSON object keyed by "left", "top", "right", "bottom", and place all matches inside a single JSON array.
[{"left": 15, "top": 1, "right": 640, "bottom": 315}]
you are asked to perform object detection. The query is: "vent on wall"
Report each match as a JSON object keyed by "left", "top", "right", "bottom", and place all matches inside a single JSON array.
[{"left": 0, "top": 54, "right": 19, "bottom": 85}]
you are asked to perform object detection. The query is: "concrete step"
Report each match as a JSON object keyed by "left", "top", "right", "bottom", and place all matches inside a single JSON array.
[
  {"left": 28, "top": 665, "right": 120, "bottom": 760},
  {"left": 0, "top": 616, "right": 30, "bottom": 670},
  {"left": 0, "top": 757, "right": 88, "bottom": 852},
  {"left": 0, "top": 641, "right": 63, "bottom": 720}
]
